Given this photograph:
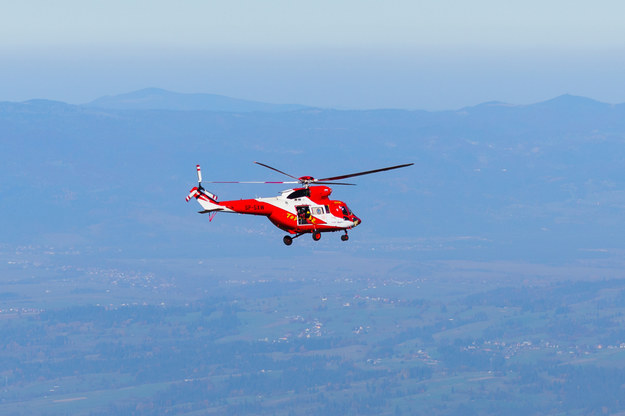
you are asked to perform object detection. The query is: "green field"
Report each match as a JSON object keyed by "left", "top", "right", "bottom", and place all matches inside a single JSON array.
[{"left": 2, "top": 251, "right": 625, "bottom": 415}]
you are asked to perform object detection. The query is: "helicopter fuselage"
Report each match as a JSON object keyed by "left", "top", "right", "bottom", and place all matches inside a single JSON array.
[{"left": 192, "top": 185, "right": 361, "bottom": 235}]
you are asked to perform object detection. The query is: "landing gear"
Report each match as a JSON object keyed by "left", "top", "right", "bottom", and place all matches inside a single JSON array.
[
  {"left": 284, "top": 231, "right": 341, "bottom": 245},
  {"left": 283, "top": 233, "right": 304, "bottom": 246}
]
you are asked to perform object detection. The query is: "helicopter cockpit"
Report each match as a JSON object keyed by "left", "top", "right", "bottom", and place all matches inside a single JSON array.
[{"left": 332, "top": 202, "right": 359, "bottom": 224}]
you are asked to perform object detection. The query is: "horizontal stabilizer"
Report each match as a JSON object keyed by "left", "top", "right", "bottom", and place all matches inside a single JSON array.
[{"left": 198, "top": 208, "right": 224, "bottom": 214}]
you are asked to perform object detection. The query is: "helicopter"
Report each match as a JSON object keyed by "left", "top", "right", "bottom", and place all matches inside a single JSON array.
[{"left": 186, "top": 161, "right": 413, "bottom": 245}]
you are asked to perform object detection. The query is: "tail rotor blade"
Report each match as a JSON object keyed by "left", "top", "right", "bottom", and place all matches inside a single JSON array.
[
  {"left": 185, "top": 188, "right": 199, "bottom": 202},
  {"left": 196, "top": 164, "right": 203, "bottom": 184}
]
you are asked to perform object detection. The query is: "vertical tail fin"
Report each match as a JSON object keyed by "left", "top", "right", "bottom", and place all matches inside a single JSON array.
[{"left": 186, "top": 165, "right": 224, "bottom": 214}]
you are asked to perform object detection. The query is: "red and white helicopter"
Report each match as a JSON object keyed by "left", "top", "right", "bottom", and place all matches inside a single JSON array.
[{"left": 186, "top": 162, "right": 413, "bottom": 245}]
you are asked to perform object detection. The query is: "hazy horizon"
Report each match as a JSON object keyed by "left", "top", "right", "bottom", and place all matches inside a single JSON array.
[
  {"left": 2, "top": 1, "right": 625, "bottom": 110},
  {"left": 3, "top": 73, "right": 625, "bottom": 112}
]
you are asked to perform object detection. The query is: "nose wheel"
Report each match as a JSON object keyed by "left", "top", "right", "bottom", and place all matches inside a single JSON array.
[{"left": 341, "top": 232, "right": 349, "bottom": 241}]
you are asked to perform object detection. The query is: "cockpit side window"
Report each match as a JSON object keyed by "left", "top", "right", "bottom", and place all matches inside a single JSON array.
[
  {"left": 287, "top": 188, "right": 310, "bottom": 199},
  {"left": 312, "top": 206, "right": 325, "bottom": 216}
]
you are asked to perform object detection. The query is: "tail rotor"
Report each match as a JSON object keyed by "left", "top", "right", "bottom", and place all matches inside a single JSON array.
[
  {"left": 185, "top": 164, "right": 204, "bottom": 202},
  {"left": 186, "top": 164, "right": 219, "bottom": 202}
]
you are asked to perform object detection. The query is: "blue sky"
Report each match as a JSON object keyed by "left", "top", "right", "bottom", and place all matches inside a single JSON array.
[{"left": 2, "top": 0, "right": 625, "bottom": 109}]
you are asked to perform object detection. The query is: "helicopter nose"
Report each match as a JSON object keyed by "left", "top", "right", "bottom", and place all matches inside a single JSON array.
[{"left": 353, "top": 217, "right": 361, "bottom": 227}]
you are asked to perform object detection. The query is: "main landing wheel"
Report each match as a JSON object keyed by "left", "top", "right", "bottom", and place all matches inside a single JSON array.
[
  {"left": 312, "top": 231, "right": 321, "bottom": 241},
  {"left": 283, "top": 236, "right": 293, "bottom": 246},
  {"left": 341, "top": 234, "right": 349, "bottom": 241}
]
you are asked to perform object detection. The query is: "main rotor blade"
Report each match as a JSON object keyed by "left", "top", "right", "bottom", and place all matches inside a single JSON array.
[
  {"left": 318, "top": 163, "right": 414, "bottom": 182},
  {"left": 206, "top": 181, "right": 299, "bottom": 184},
  {"left": 314, "top": 181, "right": 356, "bottom": 186},
  {"left": 254, "top": 161, "right": 299, "bottom": 180}
]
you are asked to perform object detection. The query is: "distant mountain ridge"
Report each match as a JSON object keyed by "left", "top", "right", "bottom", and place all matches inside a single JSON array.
[
  {"left": 84, "top": 88, "right": 310, "bottom": 113},
  {"left": 0, "top": 89, "right": 620, "bottom": 114},
  {"left": 3, "top": 88, "right": 625, "bottom": 261},
  {"left": 459, "top": 94, "right": 619, "bottom": 112},
  {"left": 85, "top": 89, "right": 620, "bottom": 113}
]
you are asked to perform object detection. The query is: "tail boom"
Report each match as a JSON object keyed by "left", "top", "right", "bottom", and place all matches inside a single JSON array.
[{"left": 186, "top": 187, "right": 232, "bottom": 213}]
